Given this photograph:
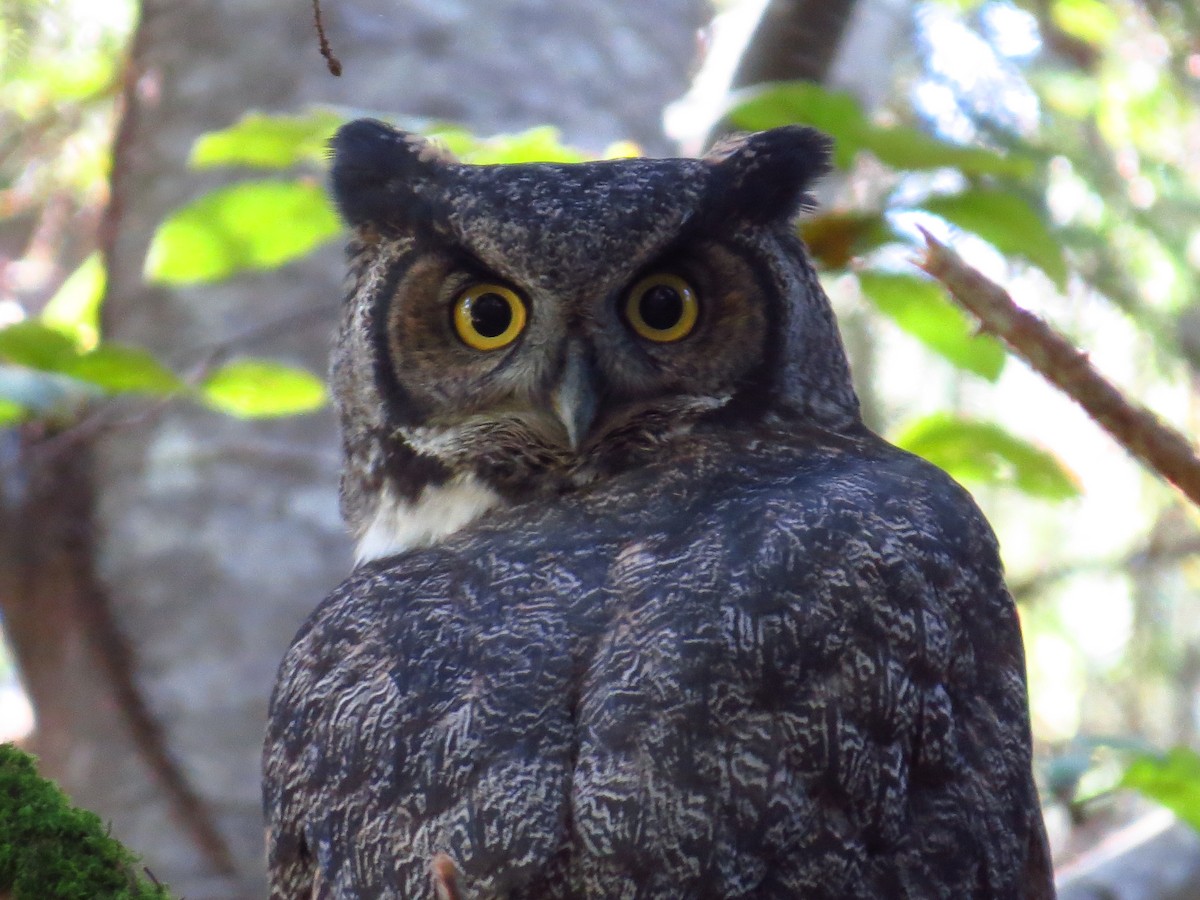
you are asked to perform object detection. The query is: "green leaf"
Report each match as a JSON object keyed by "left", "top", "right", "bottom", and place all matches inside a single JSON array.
[
  {"left": 1122, "top": 748, "right": 1200, "bottom": 832},
  {"left": 0, "top": 321, "right": 81, "bottom": 370},
  {"left": 727, "top": 82, "right": 868, "bottom": 169},
  {"left": 858, "top": 272, "right": 1006, "bottom": 380},
  {"left": 60, "top": 344, "right": 184, "bottom": 395},
  {"left": 190, "top": 114, "right": 595, "bottom": 172},
  {"left": 429, "top": 125, "right": 589, "bottom": 164},
  {"left": 921, "top": 190, "right": 1068, "bottom": 288},
  {"left": 1051, "top": 0, "right": 1120, "bottom": 46},
  {"left": 190, "top": 109, "right": 345, "bottom": 169},
  {"left": 1035, "top": 70, "right": 1100, "bottom": 119},
  {"left": 0, "top": 398, "right": 24, "bottom": 427},
  {"left": 893, "top": 413, "right": 1081, "bottom": 500},
  {"left": 726, "top": 82, "right": 1032, "bottom": 178},
  {"left": 1045, "top": 735, "right": 1157, "bottom": 801},
  {"left": 144, "top": 180, "right": 341, "bottom": 285},
  {"left": 41, "top": 253, "right": 105, "bottom": 350},
  {"left": 198, "top": 359, "right": 326, "bottom": 418},
  {"left": 0, "top": 365, "right": 98, "bottom": 419},
  {"left": 0, "top": 320, "right": 183, "bottom": 400},
  {"left": 862, "top": 125, "right": 1033, "bottom": 179},
  {"left": 7, "top": 46, "right": 118, "bottom": 114}
]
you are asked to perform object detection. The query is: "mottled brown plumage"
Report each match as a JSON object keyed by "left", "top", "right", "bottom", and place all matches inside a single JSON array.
[{"left": 263, "top": 120, "right": 1053, "bottom": 898}]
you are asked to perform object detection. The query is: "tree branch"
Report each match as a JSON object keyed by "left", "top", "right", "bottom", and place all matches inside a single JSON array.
[
  {"left": 15, "top": 300, "right": 335, "bottom": 473},
  {"left": 917, "top": 230, "right": 1200, "bottom": 508},
  {"left": 727, "top": 0, "right": 856, "bottom": 91},
  {"left": 1009, "top": 533, "right": 1200, "bottom": 602}
]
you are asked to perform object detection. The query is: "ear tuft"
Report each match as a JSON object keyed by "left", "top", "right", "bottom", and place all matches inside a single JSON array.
[
  {"left": 704, "top": 126, "right": 833, "bottom": 223},
  {"left": 328, "top": 119, "right": 456, "bottom": 230}
]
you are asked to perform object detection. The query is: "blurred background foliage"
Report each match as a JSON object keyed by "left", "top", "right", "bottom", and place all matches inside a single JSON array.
[
  {"left": 0, "top": 0, "right": 324, "bottom": 423},
  {"left": 2, "top": 0, "right": 1200, "bottom": 875}
]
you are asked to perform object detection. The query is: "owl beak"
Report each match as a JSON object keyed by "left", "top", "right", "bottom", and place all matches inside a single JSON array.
[{"left": 553, "top": 345, "right": 599, "bottom": 450}]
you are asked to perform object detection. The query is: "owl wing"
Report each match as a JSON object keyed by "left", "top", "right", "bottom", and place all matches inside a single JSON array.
[
  {"left": 263, "top": 540, "right": 600, "bottom": 899},
  {"left": 264, "top": 433, "right": 1052, "bottom": 899},
  {"left": 563, "top": 435, "right": 1054, "bottom": 898}
]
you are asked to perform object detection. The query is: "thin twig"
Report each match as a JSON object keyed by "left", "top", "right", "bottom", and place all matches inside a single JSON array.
[
  {"left": 188, "top": 301, "right": 336, "bottom": 365},
  {"left": 917, "top": 228, "right": 1200, "bottom": 508},
  {"left": 312, "top": 0, "right": 343, "bottom": 76},
  {"left": 18, "top": 399, "right": 171, "bottom": 474},
  {"left": 1009, "top": 534, "right": 1200, "bottom": 602},
  {"left": 18, "top": 301, "right": 336, "bottom": 472}
]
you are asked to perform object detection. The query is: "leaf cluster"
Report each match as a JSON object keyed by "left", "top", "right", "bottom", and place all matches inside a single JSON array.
[
  {"left": 0, "top": 3, "right": 326, "bottom": 427},
  {"left": 98, "top": 114, "right": 605, "bottom": 425},
  {"left": 876, "top": 0, "right": 1200, "bottom": 833},
  {"left": 146, "top": 99, "right": 1084, "bottom": 497},
  {"left": 0, "top": 257, "right": 325, "bottom": 424},
  {"left": 727, "top": 78, "right": 1079, "bottom": 501},
  {"left": 144, "top": 112, "right": 596, "bottom": 286}
]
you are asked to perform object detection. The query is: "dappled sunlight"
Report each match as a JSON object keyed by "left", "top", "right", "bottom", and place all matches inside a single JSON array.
[{"left": 0, "top": 623, "right": 33, "bottom": 744}]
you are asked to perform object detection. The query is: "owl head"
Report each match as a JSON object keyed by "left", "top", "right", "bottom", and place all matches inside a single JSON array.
[{"left": 327, "top": 119, "right": 861, "bottom": 562}]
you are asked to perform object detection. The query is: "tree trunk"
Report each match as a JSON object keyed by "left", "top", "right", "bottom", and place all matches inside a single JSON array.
[
  {"left": 5, "top": 1, "right": 706, "bottom": 897},
  {"left": 703, "top": 0, "right": 910, "bottom": 433},
  {"left": 728, "top": 0, "right": 858, "bottom": 89}
]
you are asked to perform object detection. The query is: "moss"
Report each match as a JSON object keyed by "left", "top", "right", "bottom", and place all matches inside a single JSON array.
[{"left": 0, "top": 743, "right": 172, "bottom": 900}]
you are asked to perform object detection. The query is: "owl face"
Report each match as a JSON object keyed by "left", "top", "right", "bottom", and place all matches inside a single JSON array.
[
  {"left": 373, "top": 200, "right": 774, "bottom": 462},
  {"left": 329, "top": 121, "right": 860, "bottom": 559}
]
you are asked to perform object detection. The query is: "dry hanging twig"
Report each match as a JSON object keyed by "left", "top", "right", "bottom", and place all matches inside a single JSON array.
[
  {"left": 917, "top": 227, "right": 1200, "bottom": 508},
  {"left": 312, "top": 0, "right": 343, "bottom": 76}
]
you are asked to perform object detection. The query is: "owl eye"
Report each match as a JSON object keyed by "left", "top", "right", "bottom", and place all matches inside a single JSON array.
[
  {"left": 624, "top": 274, "right": 699, "bottom": 343},
  {"left": 452, "top": 283, "right": 527, "bottom": 351}
]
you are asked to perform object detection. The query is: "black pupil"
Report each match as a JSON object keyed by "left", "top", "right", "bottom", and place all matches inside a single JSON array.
[
  {"left": 470, "top": 292, "right": 513, "bottom": 338},
  {"left": 638, "top": 285, "right": 683, "bottom": 331}
]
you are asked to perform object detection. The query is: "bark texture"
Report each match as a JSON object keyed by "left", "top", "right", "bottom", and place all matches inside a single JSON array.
[
  {"left": 9, "top": 1, "right": 707, "bottom": 897},
  {"left": 728, "top": 0, "right": 858, "bottom": 89}
]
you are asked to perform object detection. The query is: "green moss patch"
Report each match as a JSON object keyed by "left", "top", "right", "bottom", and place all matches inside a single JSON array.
[{"left": 0, "top": 743, "right": 172, "bottom": 900}]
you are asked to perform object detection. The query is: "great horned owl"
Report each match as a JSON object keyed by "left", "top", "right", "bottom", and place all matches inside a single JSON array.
[{"left": 263, "top": 119, "right": 1054, "bottom": 898}]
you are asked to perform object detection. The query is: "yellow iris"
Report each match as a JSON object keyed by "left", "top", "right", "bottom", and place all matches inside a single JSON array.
[
  {"left": 624, "top": 274, "right": 699, "bottom": 343},
  {"left": 452, "top": 283, "right": 527, "bottom": 351}
]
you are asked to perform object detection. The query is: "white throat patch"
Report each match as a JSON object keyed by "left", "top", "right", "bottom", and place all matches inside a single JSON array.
[{"left": 354, "top": 475, "right": 503, "bottom": 565}]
